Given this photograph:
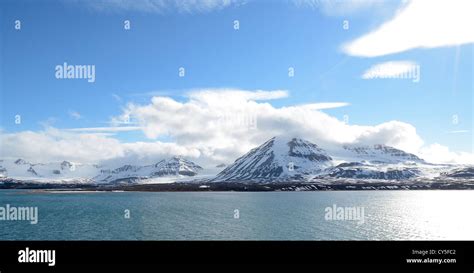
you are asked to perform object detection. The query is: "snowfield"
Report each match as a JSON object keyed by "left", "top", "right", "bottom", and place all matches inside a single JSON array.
[{"left": 0, "top": 136, "right": 472, "bottom": 185}]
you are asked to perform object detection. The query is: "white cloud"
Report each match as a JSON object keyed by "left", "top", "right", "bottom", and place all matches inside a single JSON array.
[
  {"left": 343, "top": 0, "right": 474, "bottom": 57},
  {"left": 121, "top": 141, "right": 201, "bottom": 163},
  {"left": 68, "top": 110, "right": 82, "bottom": 120},
  {"left": 0, "top": 128, "right": 200, "bottom": 167},
  {"left": 187, "top": 88, "right": 289, "bottom": 102},
  {"left": 419, "top": 143, "right": 474, "bottom": 165},
  {"left": 1, "top": 89, "right": 471, "bottom": 165},
  {"left": 66, "top": 126, "right": 142, "bottom": 133},
  {"left": 83, "top": 0, "right": 242, "bottom": 14},
  {"left": 362, "top": 61, "right": 420, "bottom": 82},
  {"left": 294, "top": 0, "right": 381, "bottom": 15},
  {"left": 350, "top": 120, "right": 424, "bottom": 154},
  {"left": 0, "top": 128, "right": 125, "bottom": 163},
  {"left": 115, "top": 88, "right": 437, "bottom": 162},
  {"left": 111, "top": 93, "right": 122, "bottom": 102},
  {"left": 174, "top": 0, "right": 240, "bottom": 13},
  {"left": 298, "top": 102, "right": 350, "bottom": 110},
  {"left": 446, "top": 130, "right": 470, "bottom": 134}
]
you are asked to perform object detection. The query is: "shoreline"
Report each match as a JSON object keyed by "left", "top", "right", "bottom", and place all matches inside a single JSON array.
[{"left": 1, "top": 180, "right": 474, "bottom": 192}]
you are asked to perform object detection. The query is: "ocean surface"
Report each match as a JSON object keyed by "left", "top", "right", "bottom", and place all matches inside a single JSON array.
[{"left": 0, "top": 190, "right": 473, "bottom": 240}]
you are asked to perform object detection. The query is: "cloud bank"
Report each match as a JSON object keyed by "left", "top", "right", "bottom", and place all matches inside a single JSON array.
[{"left": 1, "top": 89, "right": 471, "bottom": 165}]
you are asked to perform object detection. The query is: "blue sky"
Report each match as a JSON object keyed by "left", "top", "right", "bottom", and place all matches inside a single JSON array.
[{"left": 0, "top": 0, "right": 472, "bottom": 165}]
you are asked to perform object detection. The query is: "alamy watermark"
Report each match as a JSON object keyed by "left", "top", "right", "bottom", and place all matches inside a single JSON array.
[
  {"left": 18, "top": 247, "right": 55, "bottom": 266},
  {"left": 55, "top": 62, "right": 96, "bottom": 83},
  {"left": 324, "top": 204, "right": 365, "bottom": 225},
  {"left": 363, "top": 62, "right": 420, "bottom": 83},
  {"left": 217, "top": 112, "right": 257, "bottom": 130},
  {"left": 0, "top": 204, "right": 38, "bottom": 224},
  {"left": 234, "top": 209, "right": 240, "bottom": 219}
]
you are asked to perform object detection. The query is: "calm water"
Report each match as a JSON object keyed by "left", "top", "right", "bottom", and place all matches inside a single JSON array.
[{"left": 0, "top": 190, "right": 473, "bottom": 240}]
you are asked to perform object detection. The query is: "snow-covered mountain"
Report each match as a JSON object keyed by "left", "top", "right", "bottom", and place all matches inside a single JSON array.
[
  {"left": 316, "top": 161, "right": 422, "bottom": 180},
  {"left": 333, "top": 144, "right": 424, "bottom": 164},
  {"left": 313, "top": 144, "right": 428, "bottom": 180},
  {"left": 211, "top": 136, "right": 471, "bottom": 183},
  {"left": 441, "top": 167, "right": 474, "bottom": 178},
  {"left": 0, "top": 136, "right": 472, "bottom": 185},
  {"left": 0, "top": 157, "right": 203, "bottom": 184},
  {"left": 93, "top": 157, "right": 203, "bottom": 183},
  {"left": 0, "top": 159, "right": 98, "bottom": 183},
  {"left": 211, "top": 136, "right": 333, "bottom": 182}
]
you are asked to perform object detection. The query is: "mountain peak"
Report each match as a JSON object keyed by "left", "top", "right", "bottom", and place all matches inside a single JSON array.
[
  {"left": 93, "top": 157, "right": 203, "bottom": 183},
  {"left": 60, "top": 161, "right": 75, "bottom": 170},
  {"left": 212, "top": 136, "right": 332, "bottom": 182},
  {"left": 14, "top": 159, "right": 29, "bottom": 165},
  {"left": 153, "top": 157, "right": 203, "bottom": 176},
  {"left": 341, "top": 144, "right": 424, "bottom": 163}
]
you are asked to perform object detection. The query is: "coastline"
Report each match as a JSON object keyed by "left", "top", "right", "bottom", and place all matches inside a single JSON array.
[{"left": 1, "top": 180, "right": 474, "bottom": 192}]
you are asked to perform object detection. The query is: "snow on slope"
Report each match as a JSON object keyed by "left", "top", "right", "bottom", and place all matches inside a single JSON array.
[
  {"left": 211, "top": 136, "right": 333, "bottom": 182},
  {"left": 93, "top": 157, "right": 203, "bottom": 183},
  {"left": 316, "top": 161, "right": 421, "bottom": 180},
  {"left": 1, "top": 137, "right": 471, "bottom": 184},
  {"left": 318, "top": 144, "right": 451, "bottom": 180},
  {"left": 0, "top": 159, "right": 98, "bottom": 183},
  {"left": 211, "top": 136, "right": 470, "bottom": 182},
  {"left": 330, "top": 144, "right": 424, "bottom": 164},
  {"left": 0, "top": 157, "right": 204, "bottom": 184}
]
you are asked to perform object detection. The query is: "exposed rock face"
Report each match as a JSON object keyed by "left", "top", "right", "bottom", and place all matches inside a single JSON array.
[{"left": 212, "top": 136, "right": 333, "bottom": 182}]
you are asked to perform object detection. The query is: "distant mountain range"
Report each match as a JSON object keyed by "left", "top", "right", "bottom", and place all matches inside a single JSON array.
[
  {"left": 0, "top": 156, "right": 203, "bottom": 184},
  {"left": 93, "top": 157, "right": 203, "bottom": 183},
  {"left": 0, "top": 136, "right": 472, "bottom": 185},
  {"left": 211, "top": 136, "right": 465, "bottom": 183}
]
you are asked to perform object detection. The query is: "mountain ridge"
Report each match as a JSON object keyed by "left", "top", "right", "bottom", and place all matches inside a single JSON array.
[{"left": 0, "top": 136, "right": 472, "bottom": 184}]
